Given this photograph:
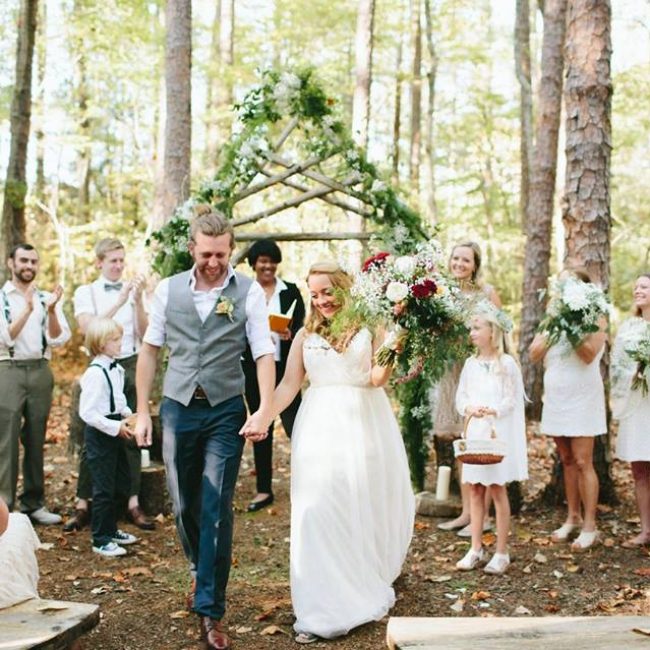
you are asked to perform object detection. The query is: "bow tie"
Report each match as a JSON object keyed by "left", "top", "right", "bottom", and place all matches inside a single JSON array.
[
  {"left": 104, "top": 282, "right": 123, "bottom": 291},
  {"left": 109, "top": 361, "right": 118, "bottom": 370}
]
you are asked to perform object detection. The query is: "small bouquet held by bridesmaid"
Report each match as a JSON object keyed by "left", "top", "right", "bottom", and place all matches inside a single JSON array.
[
  {"left": 626, "top": 330, "right": 650, "bottom": 396},
  {"left": 538, "top": 275, "right": 611, "bottom": 348},
  {"left": 351, "top": 240, "right": 468, "bottom": 381}
]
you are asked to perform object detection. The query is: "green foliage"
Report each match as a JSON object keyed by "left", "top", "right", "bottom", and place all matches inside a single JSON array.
[
  {"left": 5, "top": 179, "right": 27, "bottom": 209},
  {"left": 149, "top": 68, "right": 428, "bottom": 279}
]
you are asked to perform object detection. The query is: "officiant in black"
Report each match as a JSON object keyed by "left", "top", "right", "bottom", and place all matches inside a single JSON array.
[{"left": 242, "top": 239, "right": 305, "bottom": 512}]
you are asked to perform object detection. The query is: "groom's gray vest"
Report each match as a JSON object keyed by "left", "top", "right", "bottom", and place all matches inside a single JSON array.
[{"left": 163, "top": 269, "right": 253, "bottom": 407}]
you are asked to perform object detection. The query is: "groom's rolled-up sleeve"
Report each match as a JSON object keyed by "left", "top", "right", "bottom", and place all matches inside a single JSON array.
[{"left": 246, "top": 281, "right": 275, "bottom": 360}]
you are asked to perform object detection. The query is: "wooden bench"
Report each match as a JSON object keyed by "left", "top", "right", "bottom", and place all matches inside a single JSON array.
[
  {"left": 0, "top": 598, "right": 99, "bottom": 650},
  {"left": 387, "top": 616, "right": 650, "bottom": 649}
]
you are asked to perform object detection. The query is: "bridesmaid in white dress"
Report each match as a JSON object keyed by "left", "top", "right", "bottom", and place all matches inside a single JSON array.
[
  {"left": 611, "top": 273, "right": 650, "bottom": 547},
  {"left": 454, "top": 305, "right": 527, "bottom": 575},
  {"left": 529, "top": 269, "right": 607, "bottom": 551},
  {"left": 243, "top": 260, "right": 415, "bottom": 644}
]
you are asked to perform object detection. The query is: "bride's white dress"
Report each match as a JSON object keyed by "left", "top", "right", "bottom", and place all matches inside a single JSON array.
[{"left": 291, "top": 329, "right": 415, "bottom": 639}]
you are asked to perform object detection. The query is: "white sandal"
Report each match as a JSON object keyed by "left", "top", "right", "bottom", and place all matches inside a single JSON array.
[
  {"left": 295, "top": 632, "right": 319, "bottom": 644},
  {"left": 456, "top": 520, "right": 493, "bottom": 538},
  {"left": 571, "top": 530, "right": 599, "bottom": 551},
  {"left": 456, "top": 547, "right": 486, "bottom": 571},
  {"left": 484, "top": 552, "right": 510, "bottom": 575},
  {"left": 550, "top": 522, "right": 581, "bottom": 543}
]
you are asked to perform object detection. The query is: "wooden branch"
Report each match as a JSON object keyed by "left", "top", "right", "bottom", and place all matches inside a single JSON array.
[
  {"left": 258, "top": 168, "right": 373, "bottom": 218},
  {"left": 232, "top": 155, "right": 325, "bottom": 204},
  {"left": 269, "top": 153, "right": 366, "bottom": 198},
  {"left": 273, "top": 116, "right": 299, "bottom": 150},
  {"left": 235, "top": 232, "right": 373, "bottom": 241},
  {"left": 231, "top": 184, "right": 336, "bottom": 227}
]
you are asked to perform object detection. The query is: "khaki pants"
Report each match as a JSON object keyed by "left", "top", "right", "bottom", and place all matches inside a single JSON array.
[{"left": 0, "top": 359, "right": 54, "bottom": 512}]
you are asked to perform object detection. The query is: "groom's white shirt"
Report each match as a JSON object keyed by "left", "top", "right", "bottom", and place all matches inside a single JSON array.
[{"left": 144, "top": 265, "right": 274, "bottom": 361}]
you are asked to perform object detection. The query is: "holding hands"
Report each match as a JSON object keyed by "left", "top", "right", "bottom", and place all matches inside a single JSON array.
[{"left": 239, "top": 411, "right": 271, "bottom": 442}]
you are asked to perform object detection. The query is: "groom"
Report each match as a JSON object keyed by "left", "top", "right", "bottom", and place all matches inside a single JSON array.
[{"left": 134, "top": 209, "right": 275, "bottom": 650}]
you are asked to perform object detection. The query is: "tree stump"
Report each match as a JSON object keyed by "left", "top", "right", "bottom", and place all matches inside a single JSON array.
[
  {"left": 67, "top": 380, "right": 85, "bottom": 455},
  {"left": 139, "top": 462, "right": 171, "bottom": 516}
]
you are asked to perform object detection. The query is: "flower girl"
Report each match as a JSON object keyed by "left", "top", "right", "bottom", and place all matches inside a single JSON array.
[{"left": 454, "top": 303, "right": 528, "bottom": 574}]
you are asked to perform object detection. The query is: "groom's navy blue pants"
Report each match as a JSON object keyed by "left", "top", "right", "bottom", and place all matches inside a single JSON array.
[{"left": 161, "top": 394, "right": 246, "bottom": 620}]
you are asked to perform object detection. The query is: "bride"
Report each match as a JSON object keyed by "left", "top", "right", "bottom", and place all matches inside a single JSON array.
[{"left": 242, "top": 260, "right": 415, "bottom": 644}]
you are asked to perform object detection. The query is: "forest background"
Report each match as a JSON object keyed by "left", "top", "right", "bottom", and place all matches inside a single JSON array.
[{"left": 0, "top": 0, "right": 649, "bottom": 392}]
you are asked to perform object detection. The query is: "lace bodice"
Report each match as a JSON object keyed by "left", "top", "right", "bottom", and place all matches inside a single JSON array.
[{"left": 302, "top": 329, "right": 373, "bottom": 388}]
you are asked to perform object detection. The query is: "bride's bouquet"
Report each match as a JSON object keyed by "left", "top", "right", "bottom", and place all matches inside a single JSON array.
[
  {"left": 626, "top": 330, "right": 650, "bottom": 396},
  {"left": 538, "top": 276, "right": 611, "bottom": 348},
  {"left": 351, "top": 240, "right": 468, "bottom": 380}
]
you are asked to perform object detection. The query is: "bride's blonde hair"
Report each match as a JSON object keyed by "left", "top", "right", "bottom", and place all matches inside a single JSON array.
[{"left": 304, "top": 260, "right": 359, "bottom": 351}]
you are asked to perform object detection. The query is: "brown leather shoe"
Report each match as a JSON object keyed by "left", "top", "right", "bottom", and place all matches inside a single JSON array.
[
  {"left": 127, "top": 506, "right": 155, "bottom": 530},
  {"left": 200, "top": 617, "right": 231, "bottom": 650},
  {"left": 62, "top": 508, "right": 90, "bottom": 532}
]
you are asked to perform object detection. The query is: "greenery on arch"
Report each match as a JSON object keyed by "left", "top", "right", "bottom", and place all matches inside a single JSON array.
[{"left": 147, "top": 67, "right": 427, "bottom": 278}]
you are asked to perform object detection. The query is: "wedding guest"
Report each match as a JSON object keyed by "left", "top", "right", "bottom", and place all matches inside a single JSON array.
[
  {"left": 242, "top": 239, "right": 305, "bottom": 512},
  {"left": 242, "top": 260, "right": 415, "bottom": 644},
  {"left": 529, "top": 268, "right": 607, "bottom": 551},
  {"left": 79, "top": 318, "right": 138, "bottom": 557},
  {"left": 0, "top": 497, "right": 41, "bottom": 609},
  {"left": 454, "top": 304, "right": 527, "bottom": 574},
  {"left": 67, "top": 237, "right": 153, "bottom": 532},
  {"left": 435, "top": 241, "right": 501, "bottom": 537},
  {"left": 611, "top": 273, "right": 650, "bottom": 547},
  {"left": 0, "top": 243, "right": 70, "bottom": 525},
  {"left": 134, "top": 207, "right": 275, "bottom": 650}
]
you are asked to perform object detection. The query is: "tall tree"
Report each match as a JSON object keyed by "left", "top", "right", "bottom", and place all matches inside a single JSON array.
[
  {"left": 515, "top": 0, "right": 533, "bottom": 230},
  {"left": 562, "top": 0, "right": 614, "bottom": 502},
  {"left": 158, "top": 0, "right": 192, "bottom": 226},
  {"left": 351, "top": 0, "right": 376, "bottom": 148},
  {"left": 1, "top": 0, "right": 38, "bottom": 275},
  {"left": 423, "top": 0, "right": 438, "bottom": 223},
  {"left": 518, "top": 0, "right": 568, "bottom": 419},
  {"left": 409, "top": 0, "right": 422, "bottom": 193},
  {"left": 34, "top": 0, "right": 46, "bottom": 199}
]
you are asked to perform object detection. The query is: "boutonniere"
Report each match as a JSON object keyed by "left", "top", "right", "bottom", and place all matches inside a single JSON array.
[{"left": 215, "top": 296, "right": 234, "bottom": 322}]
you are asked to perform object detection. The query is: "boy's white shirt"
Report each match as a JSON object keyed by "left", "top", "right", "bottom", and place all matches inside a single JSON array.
[{"left": 79, "top": 354, "right": 131, "bottom": 437}]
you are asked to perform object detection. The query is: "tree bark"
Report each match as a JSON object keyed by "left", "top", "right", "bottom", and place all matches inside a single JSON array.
[
  {"left": 561, "top": 0, "right": 614, "bottom": 504},
  {"left": 159, "top": 0, "right": 192, "bottom": 226},
  {"left": 351, "top": 0, "right": 375, "bottom": 149},
  {"left": 519, "top": 0, "right": 567, "bottom": 421},
  {"left": 409, "top": 0, "right": 422, "bottom": 193},
  {"left": 391, "top": 39, "right": 403, "bottom": 183},
  {"left": 1, "top": 0, "right": 38, "bottom": 276},
  {"left": 423, "top": 0, "right": 438, "bottom": 224},
  {"left": 34, "top": 0, "right": 46, "bottom": 199},
  {"left": 515, "top": 0, "right": 534, "bottom": 230}
]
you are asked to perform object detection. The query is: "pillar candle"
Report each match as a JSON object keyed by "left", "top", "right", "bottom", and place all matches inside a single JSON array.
[
  {"left": 435, "top": 465, "right": 451, "bottom": 501},
  {"left": 141, "top": 449, "right": 151, "bottom": 469}
]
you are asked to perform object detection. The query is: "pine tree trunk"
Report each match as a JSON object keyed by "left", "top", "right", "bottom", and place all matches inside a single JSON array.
[
  {"left": 351, "top": 0, "right": 375, "bottom": 149},
  {"left": 515, "top": 0, "right": 533, "bottom": 230},
  {"left": 34, "top": 1, "right": 46, "bottom": 199},
  {"left": 160, "top": 0, "right": 192, "bottom": 225},
  {"left": 1, "top": 0, "right": 38, "bottom": 277},
  {"left": 423, "top": 0, "right": 438, "bottom": 225},
  {"left": 203, "top": 1, "right": 221, "bottom": 170},
  {"left": 519, "top": 0, "right": 567, "bottom": 421},
  {"left": 561, "top": 0, "right": 615, "bottom": 504},
  {"left": 391, "top": 40, "right": 403, "bottom": 183},
  {"left": 409, "top": 0, "right": 422, "bottom": 193}
]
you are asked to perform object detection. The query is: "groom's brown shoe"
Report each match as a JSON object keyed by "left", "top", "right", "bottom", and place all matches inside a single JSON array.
[{"left": 200, "top": 616, "right": 231, "bottom": 650}]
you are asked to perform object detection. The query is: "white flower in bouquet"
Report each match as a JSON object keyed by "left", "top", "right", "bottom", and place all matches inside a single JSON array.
[
  {"left": 371, "top": 179, "right": 387, "bottom": 194},
  {"left": 394, "top": 255, "right": 416, "bottom": 276},
  {"left": 386, "top": 281, "right": 409, "bottom": 303},
  {"left": 563, "top": 279, "right": 590, "bottom": 310}
]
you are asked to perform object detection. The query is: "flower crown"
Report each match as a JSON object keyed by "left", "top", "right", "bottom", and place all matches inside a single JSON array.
[{"left": 471, "top": 299, "right": 513, "bottom": 333}]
